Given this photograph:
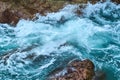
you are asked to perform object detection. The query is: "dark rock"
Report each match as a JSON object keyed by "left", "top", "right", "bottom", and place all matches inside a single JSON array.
[
  {"left": 112, "top": 0, "right": 120, "bottom": 4},
  {"left": 0, "top": 9, "right": 20, "bottom": 25}
]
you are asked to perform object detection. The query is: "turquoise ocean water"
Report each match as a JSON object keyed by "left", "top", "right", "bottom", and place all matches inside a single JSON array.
[{"left": 0, "top": 1, "right": 120, "bottom": 80}]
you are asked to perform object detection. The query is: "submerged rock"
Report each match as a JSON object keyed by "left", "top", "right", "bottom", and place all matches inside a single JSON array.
[
  {"left": 49, "top": 59, "right": 95, "bottom": 80},
  {"left": 93, "top": 70, "right": 106, "bottom": 80}
]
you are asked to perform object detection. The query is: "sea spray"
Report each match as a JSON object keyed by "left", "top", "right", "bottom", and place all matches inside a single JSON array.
[{"left": 0, "top": 1, "right": 120, "bottom": 80}]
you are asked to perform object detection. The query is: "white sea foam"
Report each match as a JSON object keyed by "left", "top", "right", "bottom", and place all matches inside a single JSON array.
[{"left": 0, "top": 1, "right": 120, "bottom": 80}]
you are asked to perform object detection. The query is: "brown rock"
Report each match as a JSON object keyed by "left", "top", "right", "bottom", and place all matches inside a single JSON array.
[
  {"left": 0, "top": 0, "right": 102, "bottom": 25},
  {"left": 0, "top": 9, "right": 20, "bottom": 25},
  {"left": 0, "top": 0, "right": 119, "bottom": 25},
  {"left": 49, "top": 59, "right": 95, "bottom": 80},
  {"left": 112, "top": 0, "right": 120, "bottom": 4}
]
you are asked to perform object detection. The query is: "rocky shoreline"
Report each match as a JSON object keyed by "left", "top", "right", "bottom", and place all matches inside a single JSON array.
[
  {"left": 0, "top": 0, "right": 119, "bottom": 80},
  {"left": 49, "top": 59, "right": 95, "bottom": 80},
  {"left": 0, "top": 0, "right": 119, "bottom": 25}
]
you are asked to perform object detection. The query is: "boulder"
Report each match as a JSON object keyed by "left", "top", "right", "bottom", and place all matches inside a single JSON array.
[{"left": 49, "top": 59, "right": 95, "bottom": 80}]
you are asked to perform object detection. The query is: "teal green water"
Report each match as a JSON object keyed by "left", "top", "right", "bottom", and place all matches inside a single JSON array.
[{"left": 0, "top": 1, "right": 120, "bottom": 80}]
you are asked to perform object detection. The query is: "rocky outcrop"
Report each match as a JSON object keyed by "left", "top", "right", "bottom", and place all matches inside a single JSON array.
[
  {"left": 0, "top": 0, "right": 119, "bottom": 25},
  {"left": 49, "top": 59, "right": 95, "bottom": 80},
  {"left": 0, "top": 0, "right": 102, "bottom": 25},
  {"left": 112, "top": 0, "right": 120, "bottom": 4}
]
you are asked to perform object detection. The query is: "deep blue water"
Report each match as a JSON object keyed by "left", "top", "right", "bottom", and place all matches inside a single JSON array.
[{"left": 0, "top": 1, "right": 120, "bottom": 80}]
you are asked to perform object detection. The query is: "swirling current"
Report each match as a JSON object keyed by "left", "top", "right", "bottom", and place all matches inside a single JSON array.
[{"left": 0, "top": 1, "right": 120, "bottom": 80}]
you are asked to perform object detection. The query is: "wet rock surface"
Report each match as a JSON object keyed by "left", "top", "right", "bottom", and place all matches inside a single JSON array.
[
  {"left": 112, "top": 0, "right": 120, "bottom": 4},
  {"left": 0, "top": 0, "right": 119, "bottom": 25},
  {"left": 49, "top": 59, "right": 95, "bottom": 80},
  {"left": 0, "top": 0, "right": 106, "bottom": 25},
  {"left": 93, "top": 70, "right": 106, "bottom": 80}
]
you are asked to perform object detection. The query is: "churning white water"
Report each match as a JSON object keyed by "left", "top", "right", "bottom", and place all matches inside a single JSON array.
[{"left": 0, "top": 1, "right": 120, "bottom": 80}]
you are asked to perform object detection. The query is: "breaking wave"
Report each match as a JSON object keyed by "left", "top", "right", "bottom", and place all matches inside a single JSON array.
[{"left": 0, "top": 1, "right": 120, "bottom": 80}]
